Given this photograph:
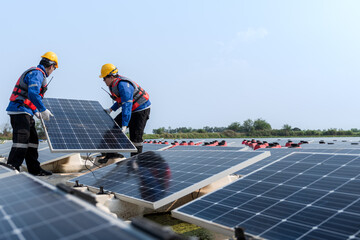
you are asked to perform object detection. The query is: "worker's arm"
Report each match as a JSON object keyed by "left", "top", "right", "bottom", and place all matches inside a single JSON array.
[{"left": 118, "top": 81, "right": 134, "bottom": 127}]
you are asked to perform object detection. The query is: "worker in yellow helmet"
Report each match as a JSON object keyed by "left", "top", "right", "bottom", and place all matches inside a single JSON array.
[
  {"left": 99, "top": 63, "right": 151, "bottom": 162},
  {"left": 6, "top": 51, "right": 58, "bottom": 175}
]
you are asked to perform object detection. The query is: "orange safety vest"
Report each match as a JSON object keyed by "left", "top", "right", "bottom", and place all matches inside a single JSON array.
[
  {"left": 109, "top": 76, "right": 149, "bottom": 111},
  {"left": 9, "top": 67, "right": 47, "bottom": 111}
]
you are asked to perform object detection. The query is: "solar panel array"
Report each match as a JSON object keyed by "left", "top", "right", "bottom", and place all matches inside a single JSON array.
[
  {"left": 237, "top": 148, "right": 360, "bottom": 176},
  {"left": 173, "top": 152, "right": 360, "bottom": 239},
  {"left": 168, "top": 145, "right": 244, "bottom": 151},
  {"left": 69, "top": 150, "right": 269, "bottom": 209},
  {"left": 42, "top": 98, "right": 136, "bottom": 153},
  {"left": 0, "top": 172, "right": 156, "bottom": 240}
]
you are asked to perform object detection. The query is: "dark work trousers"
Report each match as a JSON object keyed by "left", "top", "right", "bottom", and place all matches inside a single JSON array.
[
  {"left": 7, "top": 114, "right": 41, "bottom": 174},
  {"left": 114, "top": 108, "right": 150, "bottom": 156}
]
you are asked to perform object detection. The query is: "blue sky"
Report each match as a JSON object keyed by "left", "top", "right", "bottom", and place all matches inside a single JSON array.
[{"left": 1, "top": 0, "right": 360, "bottom": 133}]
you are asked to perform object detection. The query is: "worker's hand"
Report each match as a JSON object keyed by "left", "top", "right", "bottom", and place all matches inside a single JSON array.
[
  {"left": 104, "top": 108, "right": 112, "bottom": 114},
  {"left": 121, "top": 126, "right": 127, "bottom": 133},
  {"left": 34, "top": 112, "right": 40, "bottom": 119},
  {"left": 40, "top": 109, "right": 54, "bottom": 121}
]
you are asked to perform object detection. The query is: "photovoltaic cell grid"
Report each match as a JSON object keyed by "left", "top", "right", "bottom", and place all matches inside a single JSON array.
[
  {"left": 0, "top": 173, "right": 154, "bottom": 240},
  {"left": 68, "top": 150, "right": 269, "bottom": 209},
  {"left": 237, "top": 148, "right": 360, "bottom": 176},
  {"left": 173, "top": 153, "right": 360, "bottom": 239},
  {"left": 42, "top": 98, "right": 136, "bottom": 153},
  {"left": 167, "top": 145, "right": 244, "bottom": 151}
]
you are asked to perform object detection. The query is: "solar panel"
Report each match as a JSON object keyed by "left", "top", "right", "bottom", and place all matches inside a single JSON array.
[
  {"left": 42, "top": 98, "right": 136, "bottom": 153},
  {"left": 68, "top": 150, "right": 270, "bottom": 209},
  {"left": 167, "top": 145, "right": 244, "bottom": 151},
  {"left": 238, "top": 148, "right": 360, "bottom": 176},
  {"left": 0, "top": 173, "right": 156, "bottom": 240},
  {"left": 173, "top": 152, "right": 360, "bottom": 239}
]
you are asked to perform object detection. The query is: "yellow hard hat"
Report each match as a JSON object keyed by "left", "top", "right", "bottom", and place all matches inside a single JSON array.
[
  {"left": 41, "top": 51, "right": 58, "bottom": 68},
  {"left": 99, "top": 63, "right": 118, "bottom": 78}
]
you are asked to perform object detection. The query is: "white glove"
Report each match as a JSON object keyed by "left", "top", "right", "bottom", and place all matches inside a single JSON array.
[
  {"left": 34, "top": 112, "right": 40, "bottom": 119},
  {"left": 121, "top": 126, "right": 127, "bottom": 133},
  {"left": 40, "top": 109, "right": 54, "bottom": 121},
  {"left": 104, "top": 108, "right": 112, "bottom": 114}
]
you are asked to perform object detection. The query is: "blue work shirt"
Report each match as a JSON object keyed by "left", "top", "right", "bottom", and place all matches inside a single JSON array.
[
  {"left": 6, "top": 64, "right": 48, "bottom": 116},
  {"left": 110, "top": 81, "right": 151, "bottom": 127}
]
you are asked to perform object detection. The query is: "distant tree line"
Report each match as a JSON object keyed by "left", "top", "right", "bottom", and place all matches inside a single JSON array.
[
  {"left": 1, "top": 118, "right": 359, "bottom": 140},
  {"left": 0, "top": 121, "right": 46, "bottom": 140},
  {"left": 150, "top": 118, "right": 359, "bottom": 138}
]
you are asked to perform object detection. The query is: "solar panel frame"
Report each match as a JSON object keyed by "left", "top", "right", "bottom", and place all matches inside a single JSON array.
[
  {"left": 41, "top": 98, "right": 137, "bottom": 153},
  {"left": 68, "top": 150, "right": 270, "bottom": 209},
  {"left": 172, "top": 152, "right": 360, "bottom": 238},
  {"left": 0, "top": 165, "right": 16, "bottom": 178},
  {"left": 37, "top": 147, "right": 76, "bottom": 165}
]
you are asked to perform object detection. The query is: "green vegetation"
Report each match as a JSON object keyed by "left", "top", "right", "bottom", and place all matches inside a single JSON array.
[
  {"left": 1, "top": 118, "right": 359, "bottom": 140},
  {"left": 0, "top": 120, "right": 46, "bottom": 140},
  {"left": 144, "top": 213, "right": 214, "bottom": 240},
  {"left": 148, "top": 118, "right": 360, "bottom": 139}
]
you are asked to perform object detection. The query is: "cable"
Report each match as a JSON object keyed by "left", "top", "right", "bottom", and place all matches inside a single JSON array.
[{"left": 84, "top": 153, "right": 101, "bottom": 180}]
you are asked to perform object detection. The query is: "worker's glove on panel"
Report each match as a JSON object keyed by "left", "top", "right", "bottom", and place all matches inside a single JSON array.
[
  {"left": 104, "top": 108, "right": 112, "bottom": 114},
  {"left": 34, "top": 112, "right": 40, "bottom": 119},
  {"left": 41, "top": 109, "right": 54, "bottom": 121},
  {"left": 121, "top": 126, "right": 127, "bottom": 133}
]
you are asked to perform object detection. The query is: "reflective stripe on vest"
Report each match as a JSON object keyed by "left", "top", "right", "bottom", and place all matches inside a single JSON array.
[
  {"left": 9, "top": 67, "right": 47, "bottom": 111},
  {"left": 109, "top": 76, "right": 149, "bottom": 111}
]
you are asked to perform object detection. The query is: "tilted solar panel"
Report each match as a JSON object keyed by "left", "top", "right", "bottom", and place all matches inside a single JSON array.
[
  {"left": 0, "top": 173, "right": 155, "bottom": 240},
  {"left": 42, "top": 98, "right": 136, "bottom": 153},
  {"left": 173, "top": 152, "right": 360, "bottom": 239},
  {"left": 68, "top": 150, "right": 270, "bottom": 209}
]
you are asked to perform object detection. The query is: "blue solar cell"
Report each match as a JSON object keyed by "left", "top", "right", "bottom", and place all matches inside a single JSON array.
[
  {"left": 263, "top": 201, "right": 305, "bottom": 219},
  {"left": 219, "top": 192, "right": 258, "bottom": 209},
  {"left": 260, "top": 221, "right": 312, "bottom": 239},
  {"left": 300, "top": 229, "right": 348, "bottom": 240},
  {"left": 308, "top": 176, "right": 348, "bottom": 190},
  {"left": 318, "top": 212, "right": 360, "bottom": 236},
  {"left": 286, "top": 188, "right": 329, "bottom": 204},
  {"left": 287, "top": 206, "right": 336, "bottom": 226},
  {"left": 283, "top": 174, "right": 322, "bottom": 187},
  {"left": 240, "top": 215, "right": 279, "bottom": 235},
  {"left": 213, "top": 209, "right": 254, "bottom": 228},
  {"left": 262, "top": 185, "right": 299, "bottom": 199},
  {"left": 313, "top": 192, "right": 359, "bottom": 210},
  {"left": 239, "top": 197, "right": 278, "bottom": 212}
]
